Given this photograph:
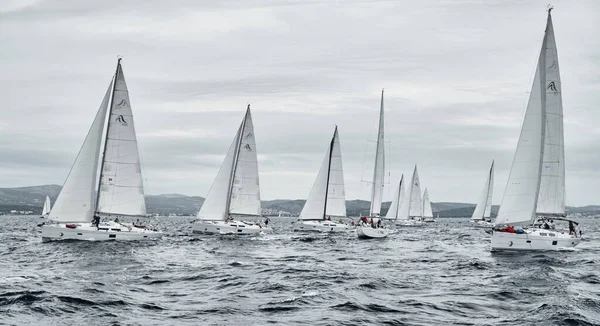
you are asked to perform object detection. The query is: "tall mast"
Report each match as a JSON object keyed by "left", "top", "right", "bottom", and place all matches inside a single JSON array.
[
  {"left": 225, "top": 105, "right": 249, "bottom": 217},
  {"left": 322, "top": 126, "right": 337, "bottom": 220},
  {"left": 95, "top": 58, "right": 121, "bottom": 213}
]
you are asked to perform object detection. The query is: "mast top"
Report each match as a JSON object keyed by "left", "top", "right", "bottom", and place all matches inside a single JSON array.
[{"left": 547, "top": 4, "right": 553, "bottom": 13}]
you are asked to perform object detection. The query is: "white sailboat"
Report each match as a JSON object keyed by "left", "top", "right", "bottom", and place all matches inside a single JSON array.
[
  {"left": 395, "top": 165, "right": 425, "bottom": 227},
  {"left": 383, "top": 175, "right": 404, "bottom": 220},
  {"left": 471, "top": 161, "right": 494, "bottom": 228},
  {"left": 192, "top": 106, "right": 270, "bottom": 235},
  {"left": 357, "top": 90, "right": 390, "bottom": 239},
  {"left": 40, "top": 196, "right": 51, "bottom": 218},
  {"left": 491, "top": 9, "right": 580, "bottom": 251},
  {"left": 422, "top": 188, "right": 435, "bottom": 223},
  {"left": 295, "top": 126, "right": 349, "bottom": 233},
  {"left": 41, "top": 59, "right": 162, "bottom": 241}
]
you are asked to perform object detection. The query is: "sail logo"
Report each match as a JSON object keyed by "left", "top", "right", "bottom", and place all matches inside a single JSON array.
[
  {"left": 547, "top": 81, "right": 558, "bottom": 95},
  {"left": 547, "top": 60, "right": 557, "bottom": 71},
  {"left": 245, "top": 132, "right": 253, "bottom": 139},
  {"left": 116, "top": 115, "right": 128, "bottom": 126},
  {"left": 244, "top": 144, "right": 252, "bottom": 151},
  {"left": 116, "top": 99, "right": 129, "bottom": 107}
]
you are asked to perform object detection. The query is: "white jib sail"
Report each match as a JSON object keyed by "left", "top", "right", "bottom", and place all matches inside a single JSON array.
[
  {"left": 97, "top": 63, "right": 147, "bottom": 217},
  {"left": 300, "top": 126, "right": 346, "bottom": 220},
  {"left": 422, "top": 188, "right": 433, "bottom": 218},
  {"left": 229, "top": 107, "right": 261, "bottom": 216},
  {"left": 42, "top": 196, "right": 51, "bottom": 216},
  {"left": 197, "top": 120, "right": 241, "bottom": 221},
  {"left": 385, "top": 175, "right": 404, "bottom": 219},
  {"left": 536, "top": 13, "right": 566, "bottom": 217},
  {"left": 49, "top": 81, "right": 112, "bottom": 223},
  {"left": 496, "top": 14, "right": 549, "bottom": 226},
  {"left": 471, "top": 161, "right": 494, "bottom": 220},
  {"left": 370, "top": 89, "right": 385, "bottom": 216}
]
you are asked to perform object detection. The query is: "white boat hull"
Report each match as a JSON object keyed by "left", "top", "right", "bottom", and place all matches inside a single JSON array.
[
  {"left": 41, "top": 222, "right": 162, "bottom": 241},
  {"left": 356, "top": 226, "right": 389, "bottom": 239},
  {"left": 423, "top": 217, "right": 436, "bottom": 223},
  {"left": 293, "top": 220, "right": 349, "bottom": 233},
  {"left": 491, "top": 228, "right": 581, "bottom": 251},
  {"left": 471, "top": 220, "right": 494, "bottom": 229},
  {"left": 192, "top": 220, "right": 271, "bottom": 235},
  {"left": 395, "top": 219, "right": 425, "bottom": 227}
]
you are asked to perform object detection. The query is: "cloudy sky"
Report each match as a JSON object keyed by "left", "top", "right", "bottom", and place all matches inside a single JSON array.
[{"left": 1, "top": 0, "right": 599, "bottom": 205}]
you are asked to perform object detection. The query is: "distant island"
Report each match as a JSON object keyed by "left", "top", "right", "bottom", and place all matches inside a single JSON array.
[{"left": 1, "top": 185, "right": 599, "bottom": 218}]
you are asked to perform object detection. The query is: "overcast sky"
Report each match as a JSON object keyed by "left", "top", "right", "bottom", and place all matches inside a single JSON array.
[{"left": 1, "top": 0, "right": 599, "bottom": 205}]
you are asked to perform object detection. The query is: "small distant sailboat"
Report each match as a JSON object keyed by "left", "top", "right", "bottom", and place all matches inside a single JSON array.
[
  {"left": 383, "top": 175, "right": 404, "bottom": 220},
  {"left": 422, "top": 188, "right": 435, "bottom": 223},
  {"left": 40, "top": 196, "right": 51, "bottom": 218},
  {"left": 192, "top": 106, "right": 270, "bottom": 235},
  {"left": 295, "top": 126, "right": 349, "bottom": 232},
  {"left": 41, "top": 59, "right": 162, "bottom": 241},
  {"left": 491, "top": 9, "right": 581, "bottom": 251},
  {"left": 471, "top": 161, "right": 494, "bottom": 228},
  {"left": 395, "top": 165, "right": 425, "bottom": 227},
  {"left": 357, "top": 90, "right": 389, "bottom": 239}
]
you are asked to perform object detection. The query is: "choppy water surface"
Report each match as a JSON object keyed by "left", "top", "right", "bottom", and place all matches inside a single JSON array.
[{"left": 1, "top": 216, "right": 599, "bottom": 325}]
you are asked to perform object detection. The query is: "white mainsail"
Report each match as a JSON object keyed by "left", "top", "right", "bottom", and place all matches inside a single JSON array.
[
  {"left": 422, "top": 188, "right": 433, "bottom": 218},
  {"left": 300, "top": 127, "right": 347, "bottom": 220},
  {"left": 97, "top": 63, "right": 147, "bottom": 217},
  {"left": 198, "top": 106, "right": 261, "bottom": 220},
  {"left": 496, "top": 12, "right": 552, "bottom": 226},
  {"left": 471, "top": 161, "right": 494, "bottom": 220},
  {"left": 384, "top": 175, "right": 404, "bottom": 219},
  {"left": 41, "top": 196, "right": 51, "bottom": 216},
  {"left": 536, "top": 13, "right": 565, "bottom": 217},
  {"left": 229, "top": 108, "right": 261, "bottom": 216},
  {"left": 49, "top": 81, "right": 112, "bottom": 223},
  {"left": 409, "top": 166, "right": 423, "bottom": 218},
  {"left": 370, "top": 89, "right": 385, "bottom": 216}
]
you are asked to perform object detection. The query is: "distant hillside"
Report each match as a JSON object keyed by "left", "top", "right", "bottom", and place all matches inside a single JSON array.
[{"left": 1, "top": 185, "right": 599, "bottom": 217}]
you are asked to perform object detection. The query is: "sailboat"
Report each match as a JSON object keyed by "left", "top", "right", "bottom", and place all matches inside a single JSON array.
[
  {"left": 383, "top": 175, "right": 404, "bottom": 220},
  {"left": 192, "top": 106, "right": 270, "bottom": 235},
  {"left": 357, "top": 90, "right": 389, "bottom": 239},
  {"left": 395, "top": 165, "right": 425, "bottom": 227},
  {"left": 491, "top": 9, "right": 580, "bottom": 251},
  {"left": 471, "top": 161, "right": 494, "bottom": 228},
  {"left": 422, "top": 188, "right": 435, "bottom": 223},
  {"left": 40, "top": 196, "right": 51, "bottom": 218},
  {"left": 41, "top": 59, "right": 162, "bottom": 241},
  {"left": 294, "top": 126, "right": 349, "bottom": 232}
]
